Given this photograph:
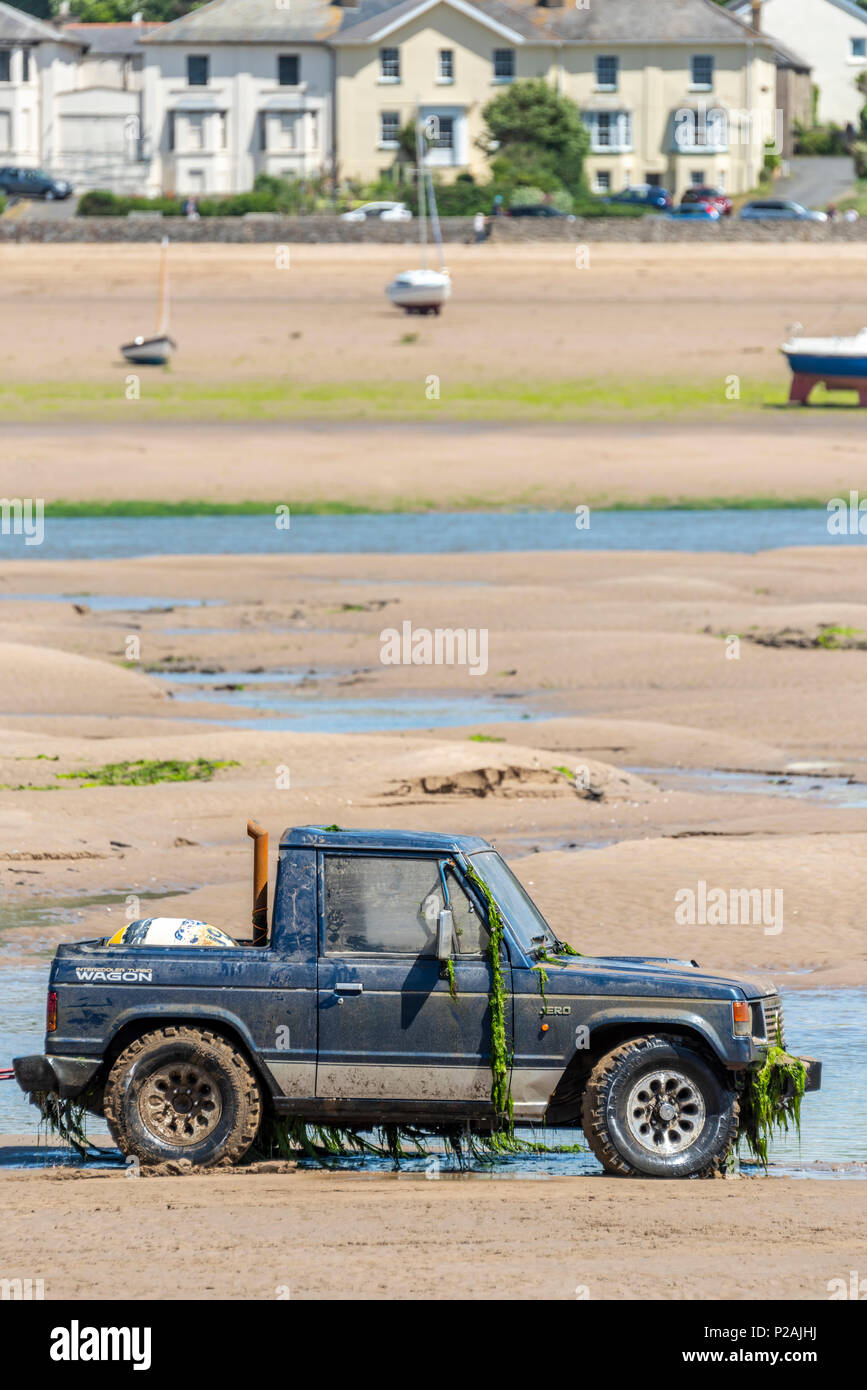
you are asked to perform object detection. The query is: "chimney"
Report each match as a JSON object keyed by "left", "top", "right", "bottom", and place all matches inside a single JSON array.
[{"left": 750, "top": 0, "right": 761, "bottom": 30}]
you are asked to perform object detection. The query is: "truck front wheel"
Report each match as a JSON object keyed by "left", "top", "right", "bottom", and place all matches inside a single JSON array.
[
  {"left": 581, "top": 1034, "right": 739, "bottom": 1178},
  {"left": 103, "top": 1026, "right": 262, "bottom": 1168}
]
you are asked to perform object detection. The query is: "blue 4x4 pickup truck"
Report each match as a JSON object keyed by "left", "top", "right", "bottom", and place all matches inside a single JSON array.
[{"left": 14, "top": 824, "right": 820, "bottom": 1177}]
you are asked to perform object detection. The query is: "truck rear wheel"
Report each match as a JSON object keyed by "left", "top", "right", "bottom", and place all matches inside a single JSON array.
[
  {"left": 103, "top": 1026, "right": 262, "bottom": 1168},
  {"left": 581, "top": 1034, "right": 739, "bottom": 1178}
]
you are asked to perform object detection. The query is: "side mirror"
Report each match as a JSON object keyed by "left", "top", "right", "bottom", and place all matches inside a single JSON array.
[{"left": 436, "top": 907, "right": 454, "bottom": 961}]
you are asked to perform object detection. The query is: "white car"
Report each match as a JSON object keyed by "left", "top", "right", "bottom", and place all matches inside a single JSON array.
[{"left": 340, "top": 201, "right": 413, "bottom": 223}]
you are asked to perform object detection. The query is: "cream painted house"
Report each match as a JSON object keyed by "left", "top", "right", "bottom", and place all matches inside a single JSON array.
[
  {"left": 332, "top": 0, "right": 555, "bottom": 182},
  {"left": 333, "top": 0, "right": 783, "bottom": 198}
]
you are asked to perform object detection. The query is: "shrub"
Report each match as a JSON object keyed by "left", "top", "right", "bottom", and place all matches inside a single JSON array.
[
  {"left": 855, "top": 143, "right": 867, "bottom": 179},
  {"left": 794, "top": 124, "right": 848, "bottom": 155},
  {"left": 509, "top": 185, "right": 547, "bottom": 208},
  {"left": 0, "top": 192, "right": 5, "bottom": 216}
]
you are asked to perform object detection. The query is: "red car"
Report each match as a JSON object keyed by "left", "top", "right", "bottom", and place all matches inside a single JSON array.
[{"left": 680, "top": 185, "right": 733, "bottom": 216}]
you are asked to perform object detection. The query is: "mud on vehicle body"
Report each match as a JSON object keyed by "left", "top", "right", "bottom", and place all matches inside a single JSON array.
[{"left": 14, "top": 824, "right": 821, "bottom": 1176}]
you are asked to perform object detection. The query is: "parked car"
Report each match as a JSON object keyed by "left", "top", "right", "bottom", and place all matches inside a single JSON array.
[
  {"left": 508, "top": 204, "right": 576, "bottom": 220},
  {"left": 739, "top": 199, "right": 828, "bottom": 223},
  {"left": 605, "top": 184, "right": 673, "bottom": 211},
  {"left": 667, "top": 201, "right": 721, "bottom": 221},
  {"left": 681, "top": 185, "right": 732, "bottom": 216},
  {"left": 0, "top": 166, "right": 73, "bottom": 200},
  {"left": 340, "top": 200, "right": 412, "bottom": 223}
]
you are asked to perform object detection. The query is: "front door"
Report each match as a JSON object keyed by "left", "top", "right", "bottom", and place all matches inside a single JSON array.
[{"left": 316, "top": 852, "right": 505, "bottom": 1112}]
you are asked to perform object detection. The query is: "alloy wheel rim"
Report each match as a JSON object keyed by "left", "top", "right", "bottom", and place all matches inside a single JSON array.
[
  {"left": 139, "top": 1062, "right": 222, "bottom": 1145},
  {"left": 625, "top": 1068, "right": 707, "bottom": 1155}
]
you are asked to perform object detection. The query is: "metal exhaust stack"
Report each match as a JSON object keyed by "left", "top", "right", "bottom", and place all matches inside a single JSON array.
[{"left": 247, "top": 819, "right": 268, "bottom": 946}]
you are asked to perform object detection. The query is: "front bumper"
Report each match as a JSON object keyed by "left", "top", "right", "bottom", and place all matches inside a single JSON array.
[
  {"left": 793, "top": 1056, "right": 822, "bottom": 1094},
  {"left": 13, "top": 1054, "right": 101, "bottom": 1100}
]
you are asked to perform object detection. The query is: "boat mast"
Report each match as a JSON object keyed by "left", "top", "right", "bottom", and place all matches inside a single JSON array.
[
  {"left": 156, "top": 236, "right": 169, "bottom": 337},
  {"left": 416, "top": 113, "right": 428, "bottom": 270}
]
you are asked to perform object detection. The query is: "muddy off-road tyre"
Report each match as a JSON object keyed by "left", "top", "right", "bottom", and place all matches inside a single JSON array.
[
  {"left": 103, "top": 1026, "right": 262, "bottom": 1168},
  {"left": 581, "top": 1034, "right": 739, "bottom": 1178}
]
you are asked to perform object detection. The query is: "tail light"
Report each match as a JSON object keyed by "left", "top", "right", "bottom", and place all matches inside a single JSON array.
[
  {"left": 732, "top": 1000, "right": 751, "bottom": 1037},
  {"left": 46, "top": 990, "right": 57, "bottom": 1033}
]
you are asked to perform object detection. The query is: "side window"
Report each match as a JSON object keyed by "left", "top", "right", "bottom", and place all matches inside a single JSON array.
[
  {"left": 322, "top": 855, "right": 444, "bottom": 955},
  {"left": 446, "top": 869, "right": 489, "bottom": 957}
]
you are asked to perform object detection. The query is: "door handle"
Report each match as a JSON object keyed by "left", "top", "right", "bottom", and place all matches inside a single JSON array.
[{"left": 335, "top": 981, "right": 363, "bottom": 995}]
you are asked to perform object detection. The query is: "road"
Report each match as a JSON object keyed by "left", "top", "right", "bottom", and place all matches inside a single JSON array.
[
  {"left": 0, "top": 195, "right": 78, "bottom": 222},
  {"left": 775, "top": 156, "right": 855, "bottom": 210}
]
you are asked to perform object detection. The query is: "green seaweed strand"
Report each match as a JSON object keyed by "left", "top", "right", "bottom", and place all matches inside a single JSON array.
[
  {"left": 465, "top": 864, "right": 513, "bottom": 1130},
  {"left": 445, "top": 958, "right": 457, "bottom": 1001},
  {"left": 738, "top": 1047, "right": 807, "bottom": 1168}
]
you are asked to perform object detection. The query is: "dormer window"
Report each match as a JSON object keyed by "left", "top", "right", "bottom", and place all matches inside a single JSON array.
[{"left": 852, "top": 38, "right": 867, "bottom": 59}]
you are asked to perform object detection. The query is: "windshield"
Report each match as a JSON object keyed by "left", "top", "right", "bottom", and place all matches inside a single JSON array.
[{"left": 468, "top": 850, "right": 560, "bottom": 956}]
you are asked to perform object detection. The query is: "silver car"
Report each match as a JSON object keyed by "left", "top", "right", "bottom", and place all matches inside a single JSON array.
[
  {"left": 739, "top": 198, "right": 827, "bottom": 222},
  {"left": 340, "top": 201, "right": 413, "bottom": 223}
]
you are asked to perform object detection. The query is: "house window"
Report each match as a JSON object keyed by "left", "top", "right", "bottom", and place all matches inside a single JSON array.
[
  {"left": 21, "top": 49, "right": 29, "bottom": 82},
  {"left": 0, "top": 112, "right": 10, "bottom": 150},
  {"left": 278, "top": 54, "right": 299, "bottom": 86},
  {"left": 278, "top": 113, "right": 296, "bottom": 150},
  {"left": 187, "top": 55, "right": 209, "bottom": 86},
  {"left": 691, "top": 54, "right": 714, "bottom": 89},
  {"left": 380, "top": 111, "right": 399, "bottom": 147},
  {"left": 379, "top": 47, "right": 400, "bottom": 81},
  {"left": 0, "top": 52, "right": 10, "bottom": 83},
  {"left": 646, "top": 172, "right": 662, "bottom": 186},
  {"left": 584, "top": 110, "right": 632, "bottom": 152},
  {"left": 690, "top": 169, "right": 706, "bottom": 187},
  {"left": 217, "top": 111, "right": 227, "bottom": 149},
  {"left": 438, "top": 49, "right": 454, "bottom": 81},
  {"left": 594, "top": 170, "right": 611, "bottom": 193},
  {"left": 432, "top": 115, "right": 454, "bottom": 149},
  {"left": 493, "top": 49, "right": 515, "bottom": 81},
  {"left": 595, "top": 55, "right": 618, "bottom": 90},
  {"left": 852, "top": 38, "right": 867, "bottom": 58},
  {"left": 187, "top": 112, "right": 205, "bottom": 150},
  {"left": 310, "top": 112, "right": 318, "bottom": 149}
]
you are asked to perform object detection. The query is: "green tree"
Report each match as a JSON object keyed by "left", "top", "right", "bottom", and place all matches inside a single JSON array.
[
  {"left": 13, "top": 0, "right": 205, "bottom": 19},
  {"left": 479, "top": 78, "right": 590, "bottom": 195}
]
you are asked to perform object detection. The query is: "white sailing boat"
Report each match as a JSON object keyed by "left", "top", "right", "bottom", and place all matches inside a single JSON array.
[
  {"left": 386, "top": 118, "right": 451, "bottom": 315},
  {"left": 121, "top": 237, "right": 177, "bottom": 365}
]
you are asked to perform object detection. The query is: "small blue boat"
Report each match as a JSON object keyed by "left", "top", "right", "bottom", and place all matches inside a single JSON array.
[{"left": 782, "top": 328, "right": 867, "bottom": 377}]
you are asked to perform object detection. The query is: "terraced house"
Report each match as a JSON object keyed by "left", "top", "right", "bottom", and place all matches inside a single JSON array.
[{"left": 2, "top": 0, "right": 789, "bottom": 197}]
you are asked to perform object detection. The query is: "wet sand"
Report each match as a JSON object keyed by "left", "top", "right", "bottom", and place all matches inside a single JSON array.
[
  {"left": 0, "top": 1163, "right": 863, "bottom": 1301},
  {"left": 1, "top": 546, "right": 867, "bottom": 987},
  {"left": 2, "top": 242, "right": 867, "bottom": 508}
]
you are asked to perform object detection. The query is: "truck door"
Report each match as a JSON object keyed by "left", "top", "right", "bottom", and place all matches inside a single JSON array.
[{"left": 316, "top": 852, "right": 508, "bottom": 1112}]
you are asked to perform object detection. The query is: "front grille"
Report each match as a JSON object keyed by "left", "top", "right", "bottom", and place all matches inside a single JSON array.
[{"left": 760, "top": 995, "right": 785, "bottom": 1048}]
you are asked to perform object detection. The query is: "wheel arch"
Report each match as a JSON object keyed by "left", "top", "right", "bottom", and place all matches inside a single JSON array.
[
  {"left": 546, "top": 1019, "right": 734, "bottom": 1125},
  {"left": 98, "top": 1013, "right": 278, "bottom": 1104}
]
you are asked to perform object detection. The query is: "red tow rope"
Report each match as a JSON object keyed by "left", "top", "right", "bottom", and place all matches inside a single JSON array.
[{"left": 0, "top": 1068, "right": 15, "bottom": 1081}]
